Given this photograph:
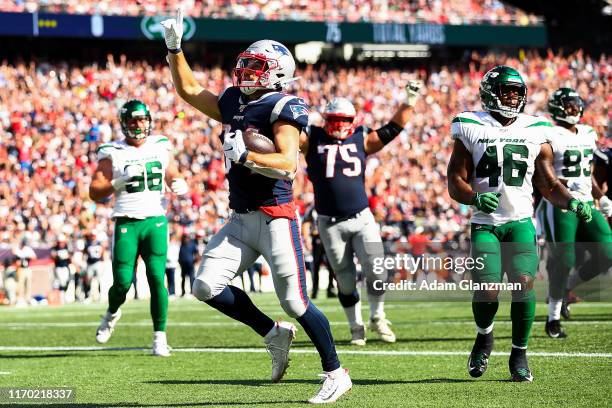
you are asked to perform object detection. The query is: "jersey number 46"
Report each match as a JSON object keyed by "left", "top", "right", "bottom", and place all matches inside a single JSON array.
[{"left": 476, "top": 144, "right": 528, "bottom": 187}]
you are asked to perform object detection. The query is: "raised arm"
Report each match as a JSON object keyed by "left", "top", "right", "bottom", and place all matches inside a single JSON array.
[
  {"left": 364, "top": 80, "right": 421, "bottom": 155},
  {"left": 162, "top": 9, "right": 222, "bottom": 122}
]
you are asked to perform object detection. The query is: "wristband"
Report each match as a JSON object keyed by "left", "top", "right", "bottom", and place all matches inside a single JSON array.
[
  {"left": 376, "top": 121, "right": 404, "bottom": 145},
  {"left": 168, "top": 48, "right": 182, "bottom": 54},
  {"left": 238, "top": 150, "right": 249, "bottom": 164}
]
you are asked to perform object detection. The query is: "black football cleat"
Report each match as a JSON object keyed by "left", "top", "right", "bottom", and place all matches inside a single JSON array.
[
  {"left": 467, "top": 332, "right": 494, "bottom": 378},
  {"left": 545, "top": 319, "right": 567, "bottom": 339},
  {"left": 560, "top": 300, "right": 571, "bottom": 320},
  {"left": 509, "top": 348, "right": 534, "bottom": 382}
]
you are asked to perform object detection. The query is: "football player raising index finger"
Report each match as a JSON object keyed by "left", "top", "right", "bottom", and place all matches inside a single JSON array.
[{"left": 162, "top": 8, "right": 351, "bottom": 404}]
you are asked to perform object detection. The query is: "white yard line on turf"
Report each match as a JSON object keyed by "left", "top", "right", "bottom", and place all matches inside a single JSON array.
[
  {"left": 0, "top": 346, "right": 610, "bottom": 358},
  {"left": 2, "top": 320, "right": 612, "bottom": 328},
  {"left": 0, "top": 372, "right": 10, "bottom": 375}
]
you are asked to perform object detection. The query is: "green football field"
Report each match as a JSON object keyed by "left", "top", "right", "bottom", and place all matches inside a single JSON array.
[{"left": 0, "top": 295, "right": 611, "bottom": 407}]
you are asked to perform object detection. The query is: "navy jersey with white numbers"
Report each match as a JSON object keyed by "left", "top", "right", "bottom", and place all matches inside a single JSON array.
[
  {"left": 305, "top": 125, "right": 369, "bottom": 217},
  {"left": 218, "top": 87, "right": 309, "bottom": 213},
  {"left": 595, "top": 148, "right": 612, "bottom": 200}
]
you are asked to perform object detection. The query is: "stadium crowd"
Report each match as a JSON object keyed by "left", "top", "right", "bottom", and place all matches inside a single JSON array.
[
  {"left": 0, "top": 48, "right": 609, "bottom": 302},
  {"left": 1, "top": 0, "right": 541, "bottom": 25}
]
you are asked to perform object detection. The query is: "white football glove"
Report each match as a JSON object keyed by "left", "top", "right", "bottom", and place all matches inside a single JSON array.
[
  {"left": 223, "top": 130, "right": 248, "bottom": 163},
  {"left": 405, "top": 80, "right": 423, "bottom": 107},
  {"left": 160, "top": 8, "right": 183, "bottom": 51},
  {"left": 111, "top": 164, "right": 144, "bottom": 191},
  {"left": 170, "top": 178, "right": 189, "bottom": 196},
  {"left": 600, "top": 196, "right": 612, "bottom": 217}
]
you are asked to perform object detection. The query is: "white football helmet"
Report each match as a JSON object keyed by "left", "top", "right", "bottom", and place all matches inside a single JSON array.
[
  {"left": 233, "top": 39, "right": 297, "bottom": 95},
  {"left": 323, "top": 97, "right": 356, "bottom": 139}
]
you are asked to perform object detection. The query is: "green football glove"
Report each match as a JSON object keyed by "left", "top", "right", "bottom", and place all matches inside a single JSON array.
[
  {"left": 568, "top": 198, "right": 593, "bottom": 223},
  {"left": 471, "top": 192, "right": 501, "bottom": 214}
]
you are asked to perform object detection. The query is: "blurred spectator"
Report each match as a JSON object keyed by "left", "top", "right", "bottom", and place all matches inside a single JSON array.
[
  {"left": 2, "top": 257, "right": 18, "bottom": 305},
  {"left": 0, "top": 49, "right": 609, "bottom": 305},
  {"left": 0, "top": 0, "right": 542, "bottom": 25},
  {"left": 13, "top": 237, "right": 36, "bottom": 305}
]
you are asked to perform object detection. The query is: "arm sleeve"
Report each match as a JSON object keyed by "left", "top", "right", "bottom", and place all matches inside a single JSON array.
[
  {"left": 595, "top": 149, "right": 609, "bottom": 165},
  {"left": 450, "top": 117, "right": 474, "bottom": 154},
  {"left": 217, "top": 86, "right": 238, "bottom": 123},
  {"left": 96, "top": 144, "right": 115, "bottom": 162}
]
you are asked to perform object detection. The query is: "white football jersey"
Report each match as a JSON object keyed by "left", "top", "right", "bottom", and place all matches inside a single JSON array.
[
  {"left": 451, "top": 111, "right": 552, "bottom": 225},
  {"left": 97, "top": 135, "right": 171, "bottom": 219},
  {"left": 547, "top": 124, "right": 597, "bottom": 202}
]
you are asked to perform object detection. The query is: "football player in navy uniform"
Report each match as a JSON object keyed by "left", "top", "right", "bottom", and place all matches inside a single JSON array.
[
  {"left": 83, "top": 231, "right": 104, "bottom": 302},
  {"left": 299, "top": 81, "right": 422, "bottom": 345},
  {"left": 51, "top": 235, "right": 73, "bottom": 304},
  {"left": 162, "top": 9, "right": 351, "bottom": 403}
]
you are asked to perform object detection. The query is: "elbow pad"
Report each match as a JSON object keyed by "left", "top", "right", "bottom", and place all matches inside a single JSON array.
[
  {"left": 376, "top": 121, "right": 404, "bottom": 145},
  {"left": 244, "top": 160, "right": 295, "bottom": 181}
]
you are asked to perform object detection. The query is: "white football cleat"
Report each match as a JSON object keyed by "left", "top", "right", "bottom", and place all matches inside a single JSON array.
[
  {"left": 350, "top": 324, "right": 366, "bottom": 346},
  {"left": 308, "top": 368, "right": 352, "bottom": 404},
  {"left": 152, "top": 339, "right": 171, "bottom": 357},
  {"left": 263, "top": 321, "right": 296, "bottom": 382},
  {"left": 95, "top": 309, "right": 122, "bottom": 344},
  {"left": 369, "top": 316, "right": 396, "bottom": 343}
]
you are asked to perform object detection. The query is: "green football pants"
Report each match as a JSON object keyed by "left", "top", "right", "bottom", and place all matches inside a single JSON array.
[
  {"left": 108, "top": 216, "right": 168, "bottom": 331},
  {"left": 539, "top": 200, "right": 612, "bottom": 299},
  {"left": 470, "top": 218, "right": 538, "bottom": 348}
]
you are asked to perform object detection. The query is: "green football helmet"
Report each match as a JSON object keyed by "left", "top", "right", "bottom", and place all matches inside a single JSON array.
[
  {"left": 119, "top": 99, "right": 152, "bottom": 140},
  {"left": 479, "top": 65, "right": 527, "bottom": 119},
  {"left": 548, "top": 87, "right": 584, "bottom": 125}
]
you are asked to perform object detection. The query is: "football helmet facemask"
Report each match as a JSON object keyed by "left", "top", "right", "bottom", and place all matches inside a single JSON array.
[
  {"left": 480, "top": 65, "right": 527, "bottom": 119},
  {"left": 548, "top": 87, "right": 584, "bottom": 125},
  {"left": 233, "top": 39, "right": 297, "bottom": 95},
  {"left": 119, "top": 99, "right": 152, "bottom": 140},
  {"left": 323, "top": 97, "right": 356, "bottom": 140}
]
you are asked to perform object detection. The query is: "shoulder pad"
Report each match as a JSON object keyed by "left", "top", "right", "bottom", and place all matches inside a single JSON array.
[
  {"left": 523, "top": 115, "right": 553, "bottom": 128},
  {"left": 452, "top": 111, "right": 485, "bottom": 126}
]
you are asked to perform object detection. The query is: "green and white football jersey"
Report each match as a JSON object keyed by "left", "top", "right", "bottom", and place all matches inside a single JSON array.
[
  {"left": 96, "top": 135, "right": 171, "bottom": 219},
  {"left": 547, "top": 124, "right": 597, "bottom": 202},
  {"left": 451, "top": 111, "right": 552, "bottom": 225}
]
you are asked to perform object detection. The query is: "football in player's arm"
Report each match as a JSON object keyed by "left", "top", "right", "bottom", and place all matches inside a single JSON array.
[
  {"left": 89, "top": 99, "right": 189, "bottom": 357},
  {"left": 161, "top": 8, "right": 351, "bottom": 403},
  {"left": 447, "top": 66, "right": 591, "bottom": 383}
]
